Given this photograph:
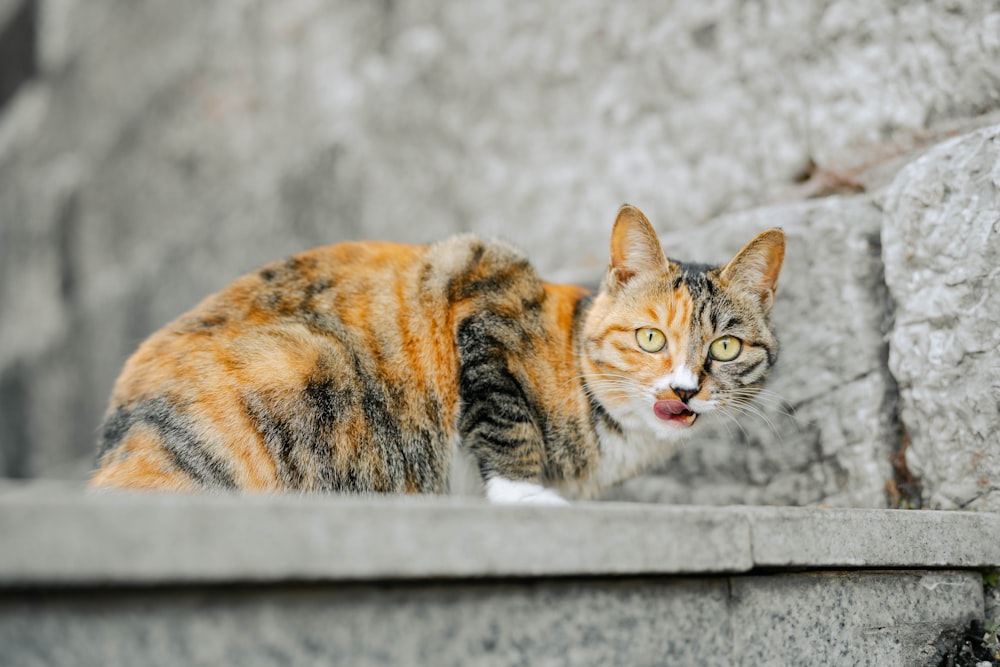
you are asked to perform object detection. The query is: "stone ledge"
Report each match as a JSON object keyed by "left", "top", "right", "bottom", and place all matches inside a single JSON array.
[
  {"left": 1, "top": 483, "right": 997, "bottom": 586},
  {"left": 2, "top": 571, "right": 985, "bottom": 667}
]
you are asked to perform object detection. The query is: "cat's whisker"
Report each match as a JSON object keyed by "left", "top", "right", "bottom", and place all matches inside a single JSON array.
[
  {"left": 714, "top": 407, "right": 752, "bottom": 444},
  {"left": 718, "top": 399, "right": 784, "bottom": 442},
  {"left": 710, "top": 409, "right": 737, "bottom": 441},
  {"left": 725, "top": 388, "right": 797, "bottom": 419},
  {"left": 719, "top": 389, "right": 803, "bottom": 433}
]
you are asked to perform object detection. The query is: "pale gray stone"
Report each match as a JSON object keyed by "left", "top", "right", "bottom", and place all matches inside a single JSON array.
[
  {"left": 745, "top": 506, "right": 1000, "bottom": 569},
  {"left": 882, "top": 124, "right": 1000, "bottom": 511},
  {"left": 0, "top": 573, "right": 981, "bottom": 667},
  {"left": 3, "top": 0, "right": 1000, "bottom": 487},
  {"left": 730, "top": 571, "right": 983, "bottom": 667},
  {"left": 0, "top": 491, "right": 754, "bottom": 583},
  {"left": 0, "top": 491, "right": 991, "bottom": 667},
  {"left": 0, "top": 579, "right": 736, "bottom": 667},
  {"left": 1, "top": 489, "right": 997, "bottom": 584}
]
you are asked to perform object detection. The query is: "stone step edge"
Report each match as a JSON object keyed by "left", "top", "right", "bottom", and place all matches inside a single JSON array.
[{"left": 0, "top": 483, "right": 997, "bottom": 585}]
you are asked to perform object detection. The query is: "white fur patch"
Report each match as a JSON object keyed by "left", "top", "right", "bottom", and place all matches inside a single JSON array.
[
  {"left": 586, "top": 422, "right": 686, "bottom": 494},
  {"left": 485, "top": 478, "right": 569, "bottom": 506},
  {"left": 654, "top": 363, "right": 699, "bottom": 392}
]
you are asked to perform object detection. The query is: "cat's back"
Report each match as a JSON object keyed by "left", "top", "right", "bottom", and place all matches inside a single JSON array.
[{"left": 91, "top": 234, "right": 547, "bottom": 493}]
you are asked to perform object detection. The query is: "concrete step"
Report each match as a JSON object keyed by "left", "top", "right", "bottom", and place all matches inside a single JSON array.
[{"left": 1, "top": 483, "right": 997, "bottom": 666}]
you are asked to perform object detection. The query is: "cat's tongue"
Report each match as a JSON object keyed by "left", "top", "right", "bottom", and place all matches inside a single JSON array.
[{"left": 653, "top": 400, "right": 696, "bottom": 427}]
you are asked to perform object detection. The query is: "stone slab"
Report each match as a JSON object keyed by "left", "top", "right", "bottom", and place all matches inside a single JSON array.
[
  {"left": 0, "top": 571, "right": 982, "bottom": 667},
  {"left": 0, "top": 486, "right": 754, "bottom": 584},
  {"left": 882, "top": 124, "right": 1000, "bottom": 512},
  {"left": 730, "top": 571, "right": 983, "bottom": 667},
  {"left": 745, "top": 506, "right": 1000, "bottom": 569},
  {"left": 0, "top": 486, "right": 997, "bottom": 586}
]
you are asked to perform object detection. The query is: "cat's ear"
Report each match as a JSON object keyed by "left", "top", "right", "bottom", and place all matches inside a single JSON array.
[
  {"left": 719, "top": 229, "right": 785, "bottom": 311},
  {"left": 608, "top": 205, "right": 668, "bottom": 289}
]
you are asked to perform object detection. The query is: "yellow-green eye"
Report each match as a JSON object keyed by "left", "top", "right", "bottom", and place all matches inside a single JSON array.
[
  {"left": 709, "top": 335, "right": 742, "bottom": 361},
  {"left": 636, "top": 327, "right": 666, "bottom": 353}
]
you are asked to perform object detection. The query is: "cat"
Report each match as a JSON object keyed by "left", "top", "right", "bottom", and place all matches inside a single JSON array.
[{"left": 89, "top": 205, "right": 784, "bottom": 505}]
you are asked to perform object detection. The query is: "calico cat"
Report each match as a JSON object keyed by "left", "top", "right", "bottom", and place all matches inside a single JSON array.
[{"left": 89, "top": 205, "right": 784, "bottom": 504}]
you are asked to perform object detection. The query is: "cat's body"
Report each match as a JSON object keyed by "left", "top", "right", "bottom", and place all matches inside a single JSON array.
[{"left": 90, "top": 206, "right": 784, "bottom": 504}]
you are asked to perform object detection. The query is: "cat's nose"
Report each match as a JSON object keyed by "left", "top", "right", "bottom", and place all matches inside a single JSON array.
[{"left": 673, "top": 387, "right": 698, "bottom": 403}]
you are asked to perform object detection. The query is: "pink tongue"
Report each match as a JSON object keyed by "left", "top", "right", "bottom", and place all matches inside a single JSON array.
[{"left": 654, "top": 400, "right": 690, "bottom": 419}]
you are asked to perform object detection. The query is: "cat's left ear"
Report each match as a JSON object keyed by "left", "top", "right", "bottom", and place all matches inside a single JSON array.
[
  {"left": 719, "top": 229, "right": 785, "bottom": 312},
  {"left": 608, "top": 205, "right": 668, "bottom": 289}
]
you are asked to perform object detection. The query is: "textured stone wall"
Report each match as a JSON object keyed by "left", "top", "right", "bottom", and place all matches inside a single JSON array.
[
  {"left": 883, "top": 126, "right": 1000, "bottom": 511},
  {"left": 1, "top": 0, "right": 999, "bottom": 508}
]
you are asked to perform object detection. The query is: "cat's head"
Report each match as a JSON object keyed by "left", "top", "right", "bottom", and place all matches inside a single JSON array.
[{"left": 582, "top": 205, "right": 785, "bottom": 439}]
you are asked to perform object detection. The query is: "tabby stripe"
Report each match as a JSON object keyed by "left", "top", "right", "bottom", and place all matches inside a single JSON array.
[
  {"left": 459, "top": 365, "right": 537, "bottom": 430},
  {"left": 761, "top": 341, "right": 777, "bottom": 366},
  {"left": 100, "top": 397, "right": 237, "bottom": 489},
  {"left": 696, "top": 298, "right": 711, "bottom": 330},
  {"left": 452, "top": 257, "right": 533, "bottom": 301},
  {"left": 572, "top": 292, "right": 595, "bottom": 335},
  {"left": 586, "top": 390, "right": 623, "bottom": 437},
  {"left": 242, "top": 392, "right": 304, "bottom": 488},
  {"left": 739, "top": 358, "right": 767, "bottom": 384},
  {"left": 457, "top": 315, "right": 545, "bottom": 480}
]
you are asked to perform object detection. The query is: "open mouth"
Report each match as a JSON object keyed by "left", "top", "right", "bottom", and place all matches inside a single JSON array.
[{"left": 653, "top": 399, "right": 698, "bottom": 428}]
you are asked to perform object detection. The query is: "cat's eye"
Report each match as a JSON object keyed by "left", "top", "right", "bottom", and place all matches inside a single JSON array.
[
  {"left": 636, "top": 327, "right": 666, "bottom": 353},
  {"left": 709, "top": 335, "right": 742, "bottom": 361}
]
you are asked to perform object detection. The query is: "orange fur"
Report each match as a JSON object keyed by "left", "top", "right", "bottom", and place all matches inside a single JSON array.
[{"left": 91, "top": 206, "right": 784, "bottom": 502}]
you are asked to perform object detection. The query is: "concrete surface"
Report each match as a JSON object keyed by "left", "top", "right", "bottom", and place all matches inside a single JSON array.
[
  {"left": 0, "top": 572, "right": 984, "bottom": 667},
  {"left": 0, "top": 486, "right": 997, "bottom": 583},
  {"left": 0, "top": 488, "right": 994, "bottom": 666}
]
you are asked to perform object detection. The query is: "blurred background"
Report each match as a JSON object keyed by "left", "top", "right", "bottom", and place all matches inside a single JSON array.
[{"left": 2, "top": 0, "right": 999, "bottom": 507}]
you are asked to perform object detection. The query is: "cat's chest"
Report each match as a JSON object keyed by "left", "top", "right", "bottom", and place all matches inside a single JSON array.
[{"left": 576, "top": 423, "right": 685, "bottom": 498}]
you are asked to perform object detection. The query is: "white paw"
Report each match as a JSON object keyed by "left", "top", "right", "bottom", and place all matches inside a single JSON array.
[{"left": 485, "top": 478, "right": 570, "bottom": 506}]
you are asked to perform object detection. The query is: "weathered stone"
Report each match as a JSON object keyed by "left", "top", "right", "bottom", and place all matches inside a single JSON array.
[
  {"left": 0, "top": 491, "right": 993, "bottom": 667},
  {"left": 3, "top": 1, "right": 1000, "bottom": 483},
  {"left": 730, "top": 571, "right": 982, "bottom": 667},
  {"left": 882, "top": 124, "right": 1000, "bottom": 511},
  {"left": 3, "top": 488, "right": 996, "bottom": 583},
  {"left": 0, "top": 0, "right": 36, "bottom": 110},
  {"left": 0, "top": 572, "right": 983, "bottom": 667},
  {"left": 745, "top": 506, "right": 1000, "bottom": 568},
  {"left": 609, "top": 196, "right": 899, "bottom": 507},
  {"left": 0, "top": 490, "right": 755, "bottom": 583}
]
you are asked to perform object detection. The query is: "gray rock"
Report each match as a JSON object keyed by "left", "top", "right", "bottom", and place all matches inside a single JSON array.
[
  {"left": 882, "top": 124, "right": 1000, "bottom": 511},
  {"left": 0, "top": 491, "right": 993, "bottom": 667},
  {"left": 0, "top": 571, "right": 981, "bottom": 667},
  {"left": 3, "top": 1, "right": 1000, "bottom": 486},
  {"left": 611, "top": 196, "right": 899, "bottom": 507}
]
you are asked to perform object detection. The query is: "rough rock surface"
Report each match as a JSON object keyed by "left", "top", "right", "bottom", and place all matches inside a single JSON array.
[
  {"left": 609, "top": 197, "right": 898, "bottom": 507},
  {"left": 882, "top": 125, "right": 1000, "bottom": 511},
  {"left": 1, "top": 1, "right": 1000, "bottom": 507}
]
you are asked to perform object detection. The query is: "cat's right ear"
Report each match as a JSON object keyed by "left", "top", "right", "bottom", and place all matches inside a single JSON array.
[{"left": 608, "top": 205, "right": 668, "bottom": 289}]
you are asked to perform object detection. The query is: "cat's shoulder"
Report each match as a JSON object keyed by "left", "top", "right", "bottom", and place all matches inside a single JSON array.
[
  {"left": 426, "top": 233, "right": 532, "bottom": 273},
  {"left": 421, "top": 233, "right": 541, "bottom": 300}
]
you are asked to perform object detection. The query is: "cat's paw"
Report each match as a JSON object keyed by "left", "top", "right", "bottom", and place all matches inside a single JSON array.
[{"left": 485, "top": 478, "right": 570, "bottom": 506}]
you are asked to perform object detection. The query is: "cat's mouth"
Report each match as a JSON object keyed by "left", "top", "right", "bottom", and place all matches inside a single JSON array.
[{"left": 653, "top": 399, "right": 697, "bottom": 428}]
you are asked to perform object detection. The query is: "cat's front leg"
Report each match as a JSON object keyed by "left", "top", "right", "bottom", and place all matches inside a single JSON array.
[
  {"left": 485, "top": 478, "right": 569, "bottom": 506},
  {"left": 456, "top": 310, "right": 570, "bottom": 507}
]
